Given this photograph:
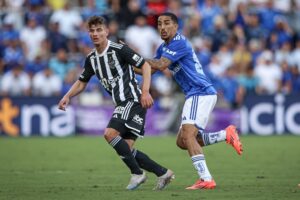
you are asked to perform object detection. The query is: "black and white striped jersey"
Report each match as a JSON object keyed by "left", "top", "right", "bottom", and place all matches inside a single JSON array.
[{"left": 79, "top": 40, "right": 145, "bottom": 105}]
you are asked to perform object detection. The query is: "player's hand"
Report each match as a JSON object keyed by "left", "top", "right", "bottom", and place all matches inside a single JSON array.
[
  {"left": 58, "top": 96, "right": 70, "bottom": 111},
  {"left": 141, "top": 91, "right": 154, "bottom": 109}
]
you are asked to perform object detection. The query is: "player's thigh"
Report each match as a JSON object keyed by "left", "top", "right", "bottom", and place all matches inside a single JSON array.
[{"left": 181, "top": 95, "right": 217, "bottom": 130}]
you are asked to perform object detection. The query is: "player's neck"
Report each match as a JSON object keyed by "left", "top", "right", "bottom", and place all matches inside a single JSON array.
[
  {"left": 95, "top": 39, "right": 108, "bottom": 54},
  {"left": 165, "top": 33, "right": 177, "bottom": 44}
]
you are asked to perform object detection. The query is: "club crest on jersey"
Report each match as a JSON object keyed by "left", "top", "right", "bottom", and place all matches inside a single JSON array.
[
  {"left": 132, "top": 114, "right": 143, "bottom": 125},
  {"left": 107, "top": 54, "right": 116, "bottom": 69}
]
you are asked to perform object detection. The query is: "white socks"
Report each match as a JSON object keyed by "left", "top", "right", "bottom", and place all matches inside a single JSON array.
[
  {"left": 191, "top": 154, "right": 212, "bottom": 181},
  {"left": 200, "top": 130, "right": 226, "bottom": 146}
]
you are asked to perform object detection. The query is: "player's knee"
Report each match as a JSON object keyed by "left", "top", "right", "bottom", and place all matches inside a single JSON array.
[
  {"left": 176, "top": 137, "right": 187, "bottom": 150},
  {"left": 103, "top": 128, "right": 118, "bottom": 142}
]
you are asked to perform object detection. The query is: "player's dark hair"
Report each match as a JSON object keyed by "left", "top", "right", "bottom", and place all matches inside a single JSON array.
[
  {"left": 87, "top": 15, "right": 107, "bottom": 28},
  {"left": 159, "top": 12, "right": 178, "bottom": 24}
]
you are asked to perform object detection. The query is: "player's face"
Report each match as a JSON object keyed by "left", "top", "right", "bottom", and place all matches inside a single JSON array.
[
  {"left": 88, "top": 24, "right": 108, "bottom": 47},
  {"left": 157, "top": 16, "right": 178, "bottom": 42}
]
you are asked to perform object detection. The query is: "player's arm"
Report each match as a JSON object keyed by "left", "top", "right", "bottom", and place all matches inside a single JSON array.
[
  {"left": 145, "top": 57, "right": 172, "bottom": 71},
  {"left": 58, "top": 57, "right": 94, "bottom": 111},
  {"left": 133, "top": 66, "right": 157, "bottom": 75},
  {"left": 140, "top": 61, "right": 154, "bottom": 109},
  {"left": 58, "top": 80, "right": 87, "bottom": 111}
]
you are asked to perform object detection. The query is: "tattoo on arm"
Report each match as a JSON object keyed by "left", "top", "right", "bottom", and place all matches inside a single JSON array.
[{"left": 145, "top": 57, "right": 171, "bottom": 71}]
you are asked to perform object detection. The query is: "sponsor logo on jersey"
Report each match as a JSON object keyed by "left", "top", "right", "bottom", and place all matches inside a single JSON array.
[
  {"left": 132, "top": 54, "right": 140, "bottom": 62},
  {"left": 163, "top": 47, "right": 177, "bottom": 56},
  {"left": 132, "top": 114, "right": 143, "bottom": 125}
]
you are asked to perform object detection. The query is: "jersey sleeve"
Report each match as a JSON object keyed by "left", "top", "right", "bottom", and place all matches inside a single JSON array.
[
  {"left": 119, "top": 45, "right": 145, "bottom": 68},
  {"left": 78, "top": 57, "right": 95, "bottom": 82},
  {"left": 161, "top": 39, "right": 188, "bottom": 63},
  {"left": 154, "top": 44, "right": 163, "bottom": 59}
]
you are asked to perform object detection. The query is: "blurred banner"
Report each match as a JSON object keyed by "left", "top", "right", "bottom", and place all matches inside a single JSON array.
[
  {"left": 0, "top": 97, "right": 75, "bottom": 137},
  {"left": 74, "top": 105, "right": 172, "bottom": 136},
  {"left": 241, "top": 94, "right": 300, "bottom": 135},
  {"left": 0, "top": 94, "right": 299, "bottom": 136}
]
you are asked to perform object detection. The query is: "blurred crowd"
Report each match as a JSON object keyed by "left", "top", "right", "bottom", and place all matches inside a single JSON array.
[{"left": 0, "top": 0, "right": 300, "bottom": 109}]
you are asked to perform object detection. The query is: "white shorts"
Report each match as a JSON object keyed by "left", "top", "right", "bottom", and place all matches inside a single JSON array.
[{"left": 181, "top": 95, "right": 217, "bottom": 130}]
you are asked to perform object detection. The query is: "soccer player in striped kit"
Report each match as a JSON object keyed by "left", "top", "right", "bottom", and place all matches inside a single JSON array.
[
  {"left": 145, "top": 12, "right": 243, "bottom": 189},
  {"left": 58, "top": 16, "right": 174, "bottom": 190}
]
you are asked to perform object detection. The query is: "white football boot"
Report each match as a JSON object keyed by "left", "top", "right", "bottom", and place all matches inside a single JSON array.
[
  {"left": 153, "top": 169, "right": 175, "bottom": 190},
  {"left": 126, "top": 171, "right": 147, "bottom": 190}
]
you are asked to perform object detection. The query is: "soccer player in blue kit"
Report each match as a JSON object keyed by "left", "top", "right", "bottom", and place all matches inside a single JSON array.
[{"left": 146, "top": 12, "right": 243, "bottom": 189}]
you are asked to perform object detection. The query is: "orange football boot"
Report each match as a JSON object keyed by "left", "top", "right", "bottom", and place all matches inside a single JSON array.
[
  {"left": 225, "top": 125, "right": 243, "bottom": 155},
  {"left": 186, "top": 179, "right": 216, "bottom": 190}
]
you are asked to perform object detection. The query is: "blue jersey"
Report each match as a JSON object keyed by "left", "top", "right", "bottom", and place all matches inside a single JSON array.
[{"left": 155, "top": 33, "right": 217, "bottom": 98}]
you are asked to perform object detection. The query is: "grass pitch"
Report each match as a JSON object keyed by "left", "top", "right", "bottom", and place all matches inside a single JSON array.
[{"left": 0, "top": 135, "right": 300, "bottom": 200}]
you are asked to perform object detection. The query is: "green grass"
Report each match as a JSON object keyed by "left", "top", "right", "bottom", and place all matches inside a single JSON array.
[{"left": 0, "top": 135, "right": 300, "bottom": 200}]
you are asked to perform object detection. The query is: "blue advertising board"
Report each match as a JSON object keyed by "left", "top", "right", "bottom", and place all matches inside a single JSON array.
[
  {"left": 0, "top": 97, "right": 75, "bottom": 137},
  {"left": 240, "top": 94, "right": 300, "bottom": 135},
  {"left": 1, "top": 94, "right": 299, "bottom": 136}
]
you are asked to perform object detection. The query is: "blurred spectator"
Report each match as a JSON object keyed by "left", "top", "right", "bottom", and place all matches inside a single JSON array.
[
  {"left": 2, "top": 0, "right": 25, "bottom": 30},
  {"left": 291, "top": 39, "right": 300, "bottom": 72},
  {"left": 1, "top": 19, "right": 20, "bottom": 46},
  {"left": 274, "top": 41, "right": 293, "bottom": 66},
  {"left": 24, "top": 54, "right": 47, "bottom": 77},
  {"left": 20, "top": 16, "right": 47, "bottom": 61},
  {"left": 208, "top": 54, "right": 225, "bottom": 78},
  {"left": 81, "top": 0, "right": 105, "bottom": 20},
  {"left": 166, "top": 0, "right": 184, "bottom": 31},
  {"left": 206, "top": 15, "right": 230, "bottom": 52},
  {"left": 199, "top": 0, "right": 223, "bottom": 34},
  {"left": 183, "top": 13, "right": 202, "bottom": 40},
  {"left": 215, "top": 43, "right": 232, "bottom": 70},
  {"left": 272, "top": 16, "right": 293, "bottom": 46},
  {"left": 266, "top": 31, "right": 281, "bottom": 51},
  {"left": 47, "top": 0, "right": 66, "bottom": 10},
  {"left": 237, "top": 65, "right": 259, "bottom": 95},
  {"left": 228, "top": 2, "right": 247, "bottom": 28},
  {"left": 2, "top": 38, "right": 24, "bottom": 71},
  {"left": 287, "top": 0, "right": 300, "bottom": 36},
  {"left": 232, "top": 42, "right": 252, "bottom": 73},
  {"left": 61, "top": 67, "right": 78, "bottom": 94},
  {"left": 49, "top": 1, "right": 83, "bottom": 39},
  {"left": 47, "top": 22, "right": 68, "bottom": 53},
  {"left": 49, "top": 48, "right": 75, "bottom": 80},
  {"left": 291, "top": 66, "right": 300, "bottom": 93},
  {"left": 258, "top": 0, "right": 281, "bottom": 34},
  {"left": 219, "top": 67, "right": 243, "bottom": 108},
  {"left": 145, "top": 0, "right": 168, "bottom": 27},
  {"left": 0, "top": 62, "right": 31, "bottom": 96},
  {"left": 248, "top": 39, "right": 263, "bottom": 65},
  {"left": 193, "top": 37, "right": 212, "bottom": 68},
  {"left": 24, "top": 0, "right": 47, "bottom": 27},
  {"left": 107, "top": 19, "right": 122, "bottom": 43},
  {"left": 32, "top": 66, "right": 62, "bottom": 96},
  {"left": 254, "top": 50, "right": 282, "bottom": 94},
  {"left": 245, "top": 11, "right": 266, "bottom": 42},
  {"left": 125, "top": 13, "right": 161, "bottom": 58},
  {"left": 279, "top": 61, "right": 292, "bottom": 94},
  {"left": 117, "top": 0, "right": 145, "bottom": 31},
  {"left": 232, "top": 25, "right": 247, "bottom": 45}
]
